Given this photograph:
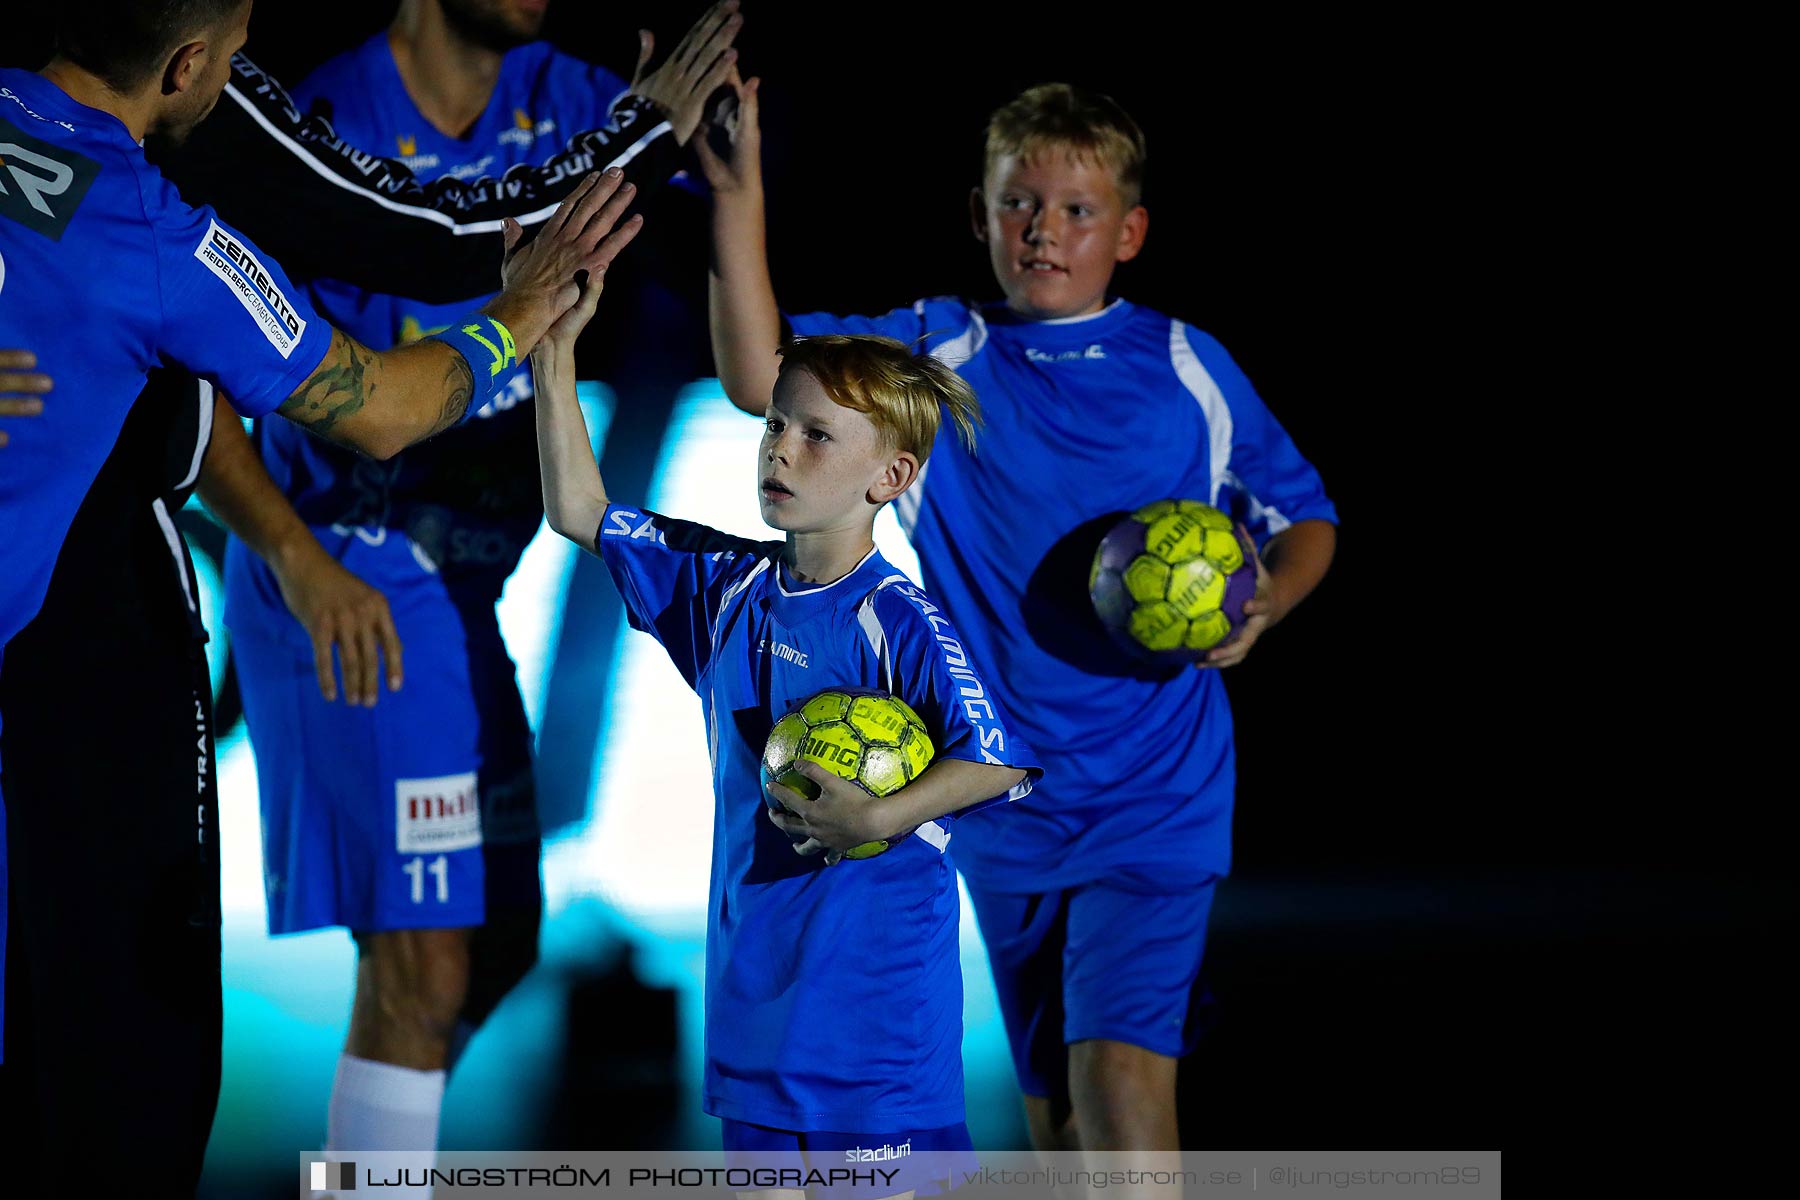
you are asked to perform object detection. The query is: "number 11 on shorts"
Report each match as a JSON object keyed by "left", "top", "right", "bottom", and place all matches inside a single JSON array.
[{"left": 403, "top": 855, "right": 450, "bottom": 903}]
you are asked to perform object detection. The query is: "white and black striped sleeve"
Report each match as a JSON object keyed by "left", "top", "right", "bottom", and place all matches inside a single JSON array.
[{"left": 149, "top": 53, "right": 682, "bottom": 303}]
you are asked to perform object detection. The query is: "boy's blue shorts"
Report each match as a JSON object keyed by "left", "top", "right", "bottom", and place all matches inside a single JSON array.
[
  {"left": 236, "top": 602, "right": 540, "bottom": 936},
  {"left": 965, "top": 873, "right": 1219, "bottom": 1097},
  {"left": 721, "top": 1120, "right": 975, "bottom": 1198}
]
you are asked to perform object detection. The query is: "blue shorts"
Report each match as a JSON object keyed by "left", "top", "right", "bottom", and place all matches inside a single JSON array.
[
  {"left": 722, "top": 1120, "right": 975, "bottom": 1198},
  {"left": 236, "top": 598, "right": 541, "bottom": 936},
  {"left": 965, "top": 873, "right": 1219, "bottom": 1097}
]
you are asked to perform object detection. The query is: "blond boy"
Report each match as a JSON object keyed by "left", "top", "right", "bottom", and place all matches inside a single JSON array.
[
  {"left": 534, "top": 285, "right": 1039, "bottom": 1186},
  {"left": 702, "top": 81, "right": 1339, "bottom": 1149}
]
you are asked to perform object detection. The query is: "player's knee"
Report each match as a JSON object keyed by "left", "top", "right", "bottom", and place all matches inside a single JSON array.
[
  {"left": 1070, "top": 1039, "right": 1176, "bottom": 1110},
  {"left": 362, "top": 931, "right": 472, "bottom": 1041}
]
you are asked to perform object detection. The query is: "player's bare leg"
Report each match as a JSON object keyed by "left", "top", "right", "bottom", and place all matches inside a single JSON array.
[
  {"left": 323, "top": 928, "right": 473, "bottom": 1197},
  {"left": 347, "top": 928, "right": 474, "bottom": 1068},
  {"left": 1067, "top": 1039, "right": 1178, "bottom": 1150}
]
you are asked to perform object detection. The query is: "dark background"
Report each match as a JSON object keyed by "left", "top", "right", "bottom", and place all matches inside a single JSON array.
[{"left": 6, "top": 0, "right": 1781, "bottom": 1156}]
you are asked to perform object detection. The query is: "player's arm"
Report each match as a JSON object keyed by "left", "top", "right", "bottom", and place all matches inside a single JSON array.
[
  {"left": 626, "top": 0, "right": 743, "bottom": 146},
  {"left": 1203, "top": 518, "right": 1336, "bottom": 669},
  {"left": 0, "top": 349, "right": 51, "bottom": 449},
  {"left": 768, "top": 758, "right": 1027, "bottom": 861},
  {"left": 770, "top": 587, "right": 1041, "bottom": 861},
  {"left": 151, "top": 28, "right": 739, "bottom": 303},
  {"left": 694, "top": 76, "right": 782, "bottom": 417},
  {"left": 196, "top": 393, "right": 403, "bottom": 706},
  {"left": 531, "top": 280, "right": 611, "bottom": 556},
  {"left": 277, "top": 170, "right": 642, "bottom": 460}
]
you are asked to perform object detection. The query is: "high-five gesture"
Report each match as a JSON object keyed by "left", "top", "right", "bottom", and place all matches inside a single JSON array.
[
  {"left": 490, "top": 168, "right": 645, "bottom": 358},
  {"left": 629, "top": 0, "right": 744, "bottom": 145}
]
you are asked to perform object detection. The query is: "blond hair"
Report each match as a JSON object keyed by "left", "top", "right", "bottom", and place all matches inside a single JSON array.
[
  {"left": 984, "top": 83, "right": 1147, "bottom": 208},
  {"left": 777, "top": 335, "right": 980, "bottom": 465}
]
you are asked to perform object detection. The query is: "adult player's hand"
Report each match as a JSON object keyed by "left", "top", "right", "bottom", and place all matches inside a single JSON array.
[
  {"left": 272, "top": 549, "right": 405, "bottom": 706},
  {"left": 534, "top": 241, "right": 610, "bottom": 364},
  {"left": 1, "top": 349, "right": 51, "bottom": 448},
  {"left": 765, "top": 761, "right": 912, "bottom": 867},
  {"left": 628, "top": 0, "right": 743, "bottom": 146},
  {"left": 1200, "top": 524, "right": 1273, "bottom": 670},
  {"left": 488, "top": 168, "right": 644, "bottom": 359},
  {"left": 693, "top": 74, "right": 760, "bottom": 196}
]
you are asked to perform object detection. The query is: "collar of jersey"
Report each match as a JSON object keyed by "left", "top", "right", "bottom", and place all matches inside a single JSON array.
[
  {"left": 983, "top": 297, "right": 1135, "bottom": 342},
  {"left": 373, "top": 32, "right": 529, "bottom": 150},
  {"left": 766, "top": 546, "right": 884, "bottom": 624},
  {"left": 1, "top": 69, "right": 137, "bottom": 145}
]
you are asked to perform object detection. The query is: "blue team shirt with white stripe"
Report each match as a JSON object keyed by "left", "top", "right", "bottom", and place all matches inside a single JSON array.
[
  {"left": 227, "top": 35, "right": 627, "bottom": 636},
  {"left": 787, "top": 298, "right": 1338, "bottom": 890},
  {"left": 597, "top": 504, "right": 1040, "bottom": 1130},
  {"left": 0, "top": 68, "right": 332, "bottom": 1051}
]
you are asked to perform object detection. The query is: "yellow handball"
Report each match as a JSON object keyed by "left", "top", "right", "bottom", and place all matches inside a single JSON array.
[
  {"left": 761, "top": 688, "right": 937, "bottom": 860},
  {"left": 1090, "top": 499, "right": 1260, "bottom": 666}
]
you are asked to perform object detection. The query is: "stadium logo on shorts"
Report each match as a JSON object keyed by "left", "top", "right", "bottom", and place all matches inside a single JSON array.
[
  {"left": 310, "top": 1160, "right": 355, "bottom": 1190},
  {"left": 845, "top": 1140, "right": 912, "bottom": 1162}
]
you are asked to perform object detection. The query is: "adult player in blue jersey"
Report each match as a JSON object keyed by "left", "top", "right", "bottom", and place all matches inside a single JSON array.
[
  {"left": 704, "top": 81, "right": 1339, "bottom": 1150},
  {"left": 535, "top": 309, "right": 1038, "bottom": 1187},
  {"left": 221, "top": 0, "right": 741, "bottom": 1167},
  {"left": 2, "top": 28, "right": 709, "bottom": 1186},
  {"left": 0, "top": 0, "right": 644, "bottom": 1062}
]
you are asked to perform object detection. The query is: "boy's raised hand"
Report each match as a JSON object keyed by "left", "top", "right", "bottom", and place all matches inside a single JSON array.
[
  {"left": 493, "top": 169, "right": 642, "bottom": 357},
  {"left": 693, "top": 74, "right": 761, "bottom": 196},
  {"left": 765, "top": 760, "right": 905, "bottom": 867},
  {"left": 507, "top": 178, "right": 640, "bottom": 362},
  {"left": 627, "top": 0, "right": 743, "bottom": 146},
  {"left": 1201, "top": 524, "right": 1274, "bottom": 669}
]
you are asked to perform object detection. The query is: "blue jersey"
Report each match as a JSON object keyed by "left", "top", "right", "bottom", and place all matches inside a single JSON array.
[
  {"left": 0, "top": 70, "right": 329, "bottom": 653},
  {"left": 230, "top": 34, "right": 627, "bottom": 622},
  {"left": 787, "top": 298, "right": 1338, "bottom": 891},
  {"left": 596, "top": 505, "right": 1040, "bottom": 1130},
  {"left": 0, "top": 69, "right": 331, "bottom": 1052}
]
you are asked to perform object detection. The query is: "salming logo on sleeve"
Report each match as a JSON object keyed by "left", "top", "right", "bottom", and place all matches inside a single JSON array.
[
  {"left": 888, "top": 581, "right": 1010, "bottom": 765},
  {"left": 193, "top": 219, "right": 308, "bottom": 357},
  {"left": 603, "top": 507, "right": 669, "bottom": 544}
]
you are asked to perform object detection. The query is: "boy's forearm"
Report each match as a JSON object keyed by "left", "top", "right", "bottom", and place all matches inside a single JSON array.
[
  {"left": 1262, "top": 518, "right": 1337, "bottom": 625},
  {"left": 197, "top": 392, "right": 330, "bottom": 580},
  {"left": 531, "top": 348, "right": 608, "bottom": 553},
  {"left": 708, "top": 189, "right": 782, "bottom": 417},
  {"left": 873, "top": 759, "right": 1027, "bottom": 834}
]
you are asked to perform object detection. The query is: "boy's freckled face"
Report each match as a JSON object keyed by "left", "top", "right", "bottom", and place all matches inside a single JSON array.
[
  {"left": 757, "top": 369, "right": 889, "bottom": 533},
  {"left": 976, "top": 151, "right": 1147, "bottom": 321}
]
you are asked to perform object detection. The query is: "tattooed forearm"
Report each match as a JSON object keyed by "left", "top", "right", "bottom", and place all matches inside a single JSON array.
[
  {"left": 278, "top": 330, "right": 375, "bottom": 435},
  {"left": 275, "top": 330, "right": 478, "bottom": 460},
  {"left": 433, "top": 352, "right": 474, "bottom": 438}
]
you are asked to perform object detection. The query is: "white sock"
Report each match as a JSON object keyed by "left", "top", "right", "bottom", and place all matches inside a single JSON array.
[{"left": 327, "top": 1054, "right": 447, "bottom": 1200}]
